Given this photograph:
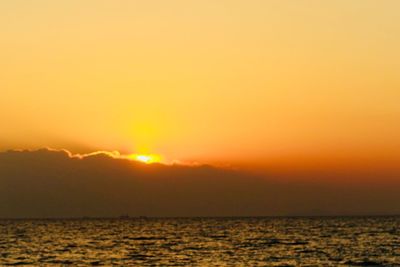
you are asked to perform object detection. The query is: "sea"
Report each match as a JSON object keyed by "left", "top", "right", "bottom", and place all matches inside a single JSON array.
[{"left": 0, "top": 216, "right": 399, "bottom": 266}]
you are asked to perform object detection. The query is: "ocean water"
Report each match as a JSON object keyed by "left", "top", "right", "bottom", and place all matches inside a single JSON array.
[{"left": 0, "top": 217, "right": 399, "bottom": 266}]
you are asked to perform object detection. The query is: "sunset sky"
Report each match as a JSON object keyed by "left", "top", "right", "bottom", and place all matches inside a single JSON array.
[{"left": 1, "top": 0, "right": 400, "bottom": 175}]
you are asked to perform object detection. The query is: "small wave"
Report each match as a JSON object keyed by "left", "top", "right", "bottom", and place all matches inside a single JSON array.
[
  {"left": 128, "top": 236, "right": 167, "bottom": 241},
  {"left": 344, "top": 260, "right": 384, "bottom": 266}
]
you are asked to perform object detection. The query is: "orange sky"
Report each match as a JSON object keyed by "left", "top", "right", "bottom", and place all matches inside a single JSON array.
[{"left": 1, "top": 1, "right": 399, "bottom": 173}]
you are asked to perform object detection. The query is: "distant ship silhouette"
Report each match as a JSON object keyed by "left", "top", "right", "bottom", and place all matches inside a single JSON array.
[{"left": 118, "top": 214, "right": 148, "bottom": 219}]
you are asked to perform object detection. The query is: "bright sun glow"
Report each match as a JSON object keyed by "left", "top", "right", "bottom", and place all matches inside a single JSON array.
[{"left": 129, "top": 154, "right": 161, "bottom": 164}]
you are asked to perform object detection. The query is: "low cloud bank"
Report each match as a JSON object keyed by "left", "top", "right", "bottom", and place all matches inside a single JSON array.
[{"left": 0, "top": 148, "right": 399, "bottom": 218}]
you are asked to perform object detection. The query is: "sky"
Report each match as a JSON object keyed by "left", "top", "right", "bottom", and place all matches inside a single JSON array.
[{"left": 1, "top": 1, "right": 400, "bottom": 177}]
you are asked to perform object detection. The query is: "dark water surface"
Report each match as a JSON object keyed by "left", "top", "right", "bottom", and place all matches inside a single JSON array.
[{"left": 0, "top": 217, "right": 399, "bottom": 266}]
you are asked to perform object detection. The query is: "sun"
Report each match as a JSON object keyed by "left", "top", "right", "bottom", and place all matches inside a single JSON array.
[
  {"left": 129, "top": 154, "right": 161, "bottom": 164},
  {"left": 136, "top": 155, "right": 152, "bottom": 163}
]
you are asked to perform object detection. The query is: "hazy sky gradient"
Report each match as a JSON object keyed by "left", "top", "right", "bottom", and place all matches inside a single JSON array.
[{"left": 1, "top": 1, "right": 400, "bottom": 172}]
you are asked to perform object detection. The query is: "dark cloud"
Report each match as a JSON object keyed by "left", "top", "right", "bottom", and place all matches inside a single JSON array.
[{"left": 0, "top": 149, "right": 399, "bottom": 218}]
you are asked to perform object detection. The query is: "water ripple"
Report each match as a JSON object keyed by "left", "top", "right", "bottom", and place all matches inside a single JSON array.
[{"left": 0, "top": 217, "right": 399, "bottom": 266}]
